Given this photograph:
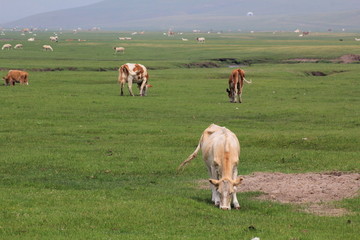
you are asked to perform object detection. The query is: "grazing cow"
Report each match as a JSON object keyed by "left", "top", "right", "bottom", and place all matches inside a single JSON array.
[
  {"left": 50, "top": 36, "right": 58, "bottom": 42},
  {"left": 196, "top": 37, "right": 205, "bottom": 43},
  {"left": 181, "top": 38, "right": 188, "bottom": 41},
  {"left": 118, "top": 63, "right": 150, "bottom": 96},
  {"left": 14, "top": 44, "right": 23, "bottom": 49},
  {"left": 2, "top": 44, "right": 12, "bottom": 50},
  {"left": 42, "top": 45, "right": 53, "bottom": 51},
  {"left": 178, "top": 124, "right": 243, "bottom": 210},
  {"left": 355, "top": 38, "right": 360, "bottom": 41},
  {"left": 28, "top": 38, "right": 35, "bottom": 42},
  {"left": 226, "top": 68, "right": 252, "bottom": 103},
  {"left": 3, "top": 70, "right": 29, "bottom": 86},
  {"left": 114, "top": 47, "right": 125, "bottom": 54}
]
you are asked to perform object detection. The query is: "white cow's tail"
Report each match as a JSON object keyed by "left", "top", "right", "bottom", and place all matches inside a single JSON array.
[
  {"left": 177, "top": 142, "right": 201, "bottom": 171},
  {"left": 243, "top": 78, "right": 252, "bottom": 84}
]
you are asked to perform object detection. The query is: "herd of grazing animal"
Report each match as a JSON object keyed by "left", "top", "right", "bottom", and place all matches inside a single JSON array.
[{"left": 1, "top": 33, "right": 251, "bottom": 210}]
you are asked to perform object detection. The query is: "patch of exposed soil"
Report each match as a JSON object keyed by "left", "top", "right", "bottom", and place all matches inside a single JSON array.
[
  {"left": 306, "top": 71, "right": 327, "bottom": 76},
  {"left": 286, "top": 54, "right": 360, "bottom": 64},
  {"left": 337, "top": 54, "right": 360, "bottom": 63},
  {"left": 182, "top": 62, "right": 220, "bottom": 68},
  {"left": 199, "top": 172, "right": 360, "bottom": 216}
]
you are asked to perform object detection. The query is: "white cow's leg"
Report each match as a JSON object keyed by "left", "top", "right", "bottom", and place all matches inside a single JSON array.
[
  {"left": 127, "top": 78, "right": 134, "bottom": 96},
  {"left": 232, "top": 168, "right": 240, "bottom": 209},
  {"left": 139, "top": 80, "right": 147, "bottom": 96},
  {"left": 206, "top": 165, "right": 216, "bottom": 203},
  {"left": 210, "top": 165, "right": 220, "bottom": 206}
]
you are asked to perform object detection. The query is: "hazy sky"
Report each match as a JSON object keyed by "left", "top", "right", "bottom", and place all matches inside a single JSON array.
[{"left": 0, "top": 0, "right": 102, "bottom": 23}]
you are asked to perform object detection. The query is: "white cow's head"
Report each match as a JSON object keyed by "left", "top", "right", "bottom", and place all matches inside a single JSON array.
[{"left": 209, "top": 176, "right": 243, "bottom": 210}]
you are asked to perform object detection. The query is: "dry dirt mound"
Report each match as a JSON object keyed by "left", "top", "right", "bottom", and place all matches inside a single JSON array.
[
  {"left": 337, "top": 54, "right": 360, "bottom": 63},
  {"left": 199, "top": 172, "right": 360, "bottom": 216}
]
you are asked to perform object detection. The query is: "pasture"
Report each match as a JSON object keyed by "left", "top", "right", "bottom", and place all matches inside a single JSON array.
[{"left": 0, "top": 31, "right": 359, "bottom": 239}]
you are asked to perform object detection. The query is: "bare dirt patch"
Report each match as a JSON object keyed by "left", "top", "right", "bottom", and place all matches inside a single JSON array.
[
  {"left": 199, "top": 172, "right": 360, "bottom": 216},
  {"left": 336, "top": 54, "right": 360, "bottom": 63},
  {"left": 286, "top": 54, "right": 360, "bottom": 64}
]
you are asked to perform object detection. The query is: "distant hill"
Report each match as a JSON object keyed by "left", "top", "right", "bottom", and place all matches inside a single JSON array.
[{"left": 2, "top": 0, "right": 360, "bottom": 31}]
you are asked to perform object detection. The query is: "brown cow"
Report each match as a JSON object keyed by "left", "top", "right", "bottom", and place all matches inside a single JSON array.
[
  {"left": 226, "top": 68, "right": 252, "bottom": 103},
  {"left": 3, "top": 70, "right": 29, "bottom": 86}
]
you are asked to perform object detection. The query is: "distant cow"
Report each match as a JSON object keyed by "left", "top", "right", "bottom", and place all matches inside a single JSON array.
[
  {"left": 2, "top": 44, "right": 12, "bottom": 50},
  {"left": 196, "top": 37, "right": 205, "bottom": 43},
  {"left": 355, "top": 38, "right": 360, "bottom": 41},
  {"left": 50, "top": 36, "right": 58, "bottom": 42},
  {"left": 27, "top": 38, "right": 35, "bottom": 42},
  {"left": 178, "top": 124, "right": 243, "bottom": 210},
  {"left": 114, "top": 47, "right": 125, "bottom": 54},
  {"left": 14, "top": 44, "right": 23, "bottom": 49},
  {"left": 118, "top": 63, "right": 150, "bottom": 96},
  {"left": 3, "top": 70, "right": 29, "bottom": 86},
  {"left": 226, "top": 68, "right": 252, "bottom": 103},
  {"left": 42, "top": 45, "right": 53, "bottom": 51}
]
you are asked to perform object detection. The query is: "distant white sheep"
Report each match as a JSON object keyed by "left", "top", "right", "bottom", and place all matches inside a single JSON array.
[
  {"left": 14, "top": 44, "right": 23, "bottom": 49},
  {"left": 2, "top": 44, "right": 12, "bottom": 50},
  {"left": 50, "top": 36, "right": 58, "bottom": 42},
  {"left": 42, "top": 45, "right": 53, "bottom": 51},
  {"left": 114, "top": 47, "right": 125, "bottom": 54}
]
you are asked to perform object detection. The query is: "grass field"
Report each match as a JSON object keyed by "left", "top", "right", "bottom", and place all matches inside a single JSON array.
[{"left": 0, "top": 31, "right": 359, "bottom": 239}]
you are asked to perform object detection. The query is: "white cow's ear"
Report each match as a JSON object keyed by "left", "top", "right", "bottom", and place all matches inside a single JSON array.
[
  {"left": 209, "top": 179, "right": 220, "bottom": 187},
  {"left": 233, "top": 176, "right": 243, "bottom": 186}
]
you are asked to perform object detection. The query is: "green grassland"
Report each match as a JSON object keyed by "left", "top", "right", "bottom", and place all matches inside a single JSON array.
[{"left": 0, "top": 31, "right": 359, "bottom": 239}]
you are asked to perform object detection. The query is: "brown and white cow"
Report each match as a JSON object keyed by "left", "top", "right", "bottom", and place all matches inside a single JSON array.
[
  {"left": 118, "top": 63, "right": 150, "bottom": 96},
  {"left": 226, "top": 68, "right": 252, "bottom": 103},
  {"left": 178, "top": 124, "right": 243, "bottom": 210},
  {"left": 3, "top": 70, "right": 29, "bottom": 86}
]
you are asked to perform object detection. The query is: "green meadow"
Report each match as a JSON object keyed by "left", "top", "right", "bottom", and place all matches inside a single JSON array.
[{"left": 0, "top": 31, "right": 359, "bottom": 239}]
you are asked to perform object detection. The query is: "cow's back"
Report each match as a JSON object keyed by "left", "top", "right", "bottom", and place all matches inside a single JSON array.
[
  {"left": 8, "top": 70, "right": 28, "bottom": 82},
  {"left": 202, "top": 126, "right": 240, "bottom": 167}
]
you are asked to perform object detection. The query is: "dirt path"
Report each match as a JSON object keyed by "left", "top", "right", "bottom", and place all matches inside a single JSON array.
[{"left": 199, "top": 172, "right": 360, "bottom": 216}]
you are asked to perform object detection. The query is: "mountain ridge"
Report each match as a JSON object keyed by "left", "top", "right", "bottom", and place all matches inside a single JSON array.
[{"left": 2, "top": 0, "right": 359, "bottom": 31}]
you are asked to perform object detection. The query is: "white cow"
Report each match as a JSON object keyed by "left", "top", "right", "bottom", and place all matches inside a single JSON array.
[
  {"left": 28, "top": 38, "right": 35, "bottom": 42},
  {"left": 14, "top": 44, "right": 23, "bottom": 49},
  {"left": 118, "top": 63, "right": 150, "bottom": 96},
  {"left": 114, "top": 47, "right": 125, "bottom": 54},
  {"left": 355, "top": 38, "right": 360, "bottom": 41},
  {"left": 42, "top": 45, "right": 53, "bottom": 51},
  {"left": 178, "top": 124, "right": 243, "bottom": 210},
  {"left": 2, "top": 44, "right": 12, "bottom": 50},
  {"left": 50, "top": 36, "right": 58, "bottom": 42},
  {"left": 196, "top": 37, "right": 205, "bottom": 43}
]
